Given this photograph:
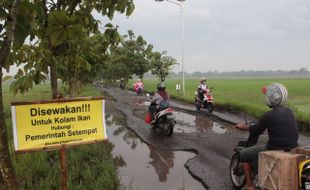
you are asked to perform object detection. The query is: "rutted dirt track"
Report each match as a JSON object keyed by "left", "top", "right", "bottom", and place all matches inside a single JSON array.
[{"left": 96, "top": 84, "right": 309, "bottom": 189}]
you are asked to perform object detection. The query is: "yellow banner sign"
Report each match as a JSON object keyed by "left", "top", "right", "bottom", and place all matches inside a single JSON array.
[{"left": 11, "top": 98, "right": 107, "bottom": 152}]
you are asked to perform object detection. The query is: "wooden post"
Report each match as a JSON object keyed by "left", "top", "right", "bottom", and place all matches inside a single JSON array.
[{"left": 60, "top": 146, "right": 68, "bottom": 190}]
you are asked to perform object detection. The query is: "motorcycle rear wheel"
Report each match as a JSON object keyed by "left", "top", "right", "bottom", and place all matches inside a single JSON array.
[
  {"left": 195, "top": 100, "right": 201, "bottom": 111},
  {"left": 166, "top": 124, "right": 174, "bottom": 136},
  {"left": 230, "top": 153, "right": 246, "bottom": 189},
  {"left": 163, "top": 118, "right": 174, "bottom": 136}
]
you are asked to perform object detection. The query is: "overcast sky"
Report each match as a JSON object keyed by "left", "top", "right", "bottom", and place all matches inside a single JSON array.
[
  {"left": 3, "top": 0, "right": 310, "bottom": 75},
  {"left": 98, "top": 0, "right": 310, "bottom": 73}
]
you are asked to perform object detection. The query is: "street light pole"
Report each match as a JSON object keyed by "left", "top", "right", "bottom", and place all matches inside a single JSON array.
[
  {"left": 181, "top": 2, "right": 185, "bottom": 96},
  {"left": 155, "top": 0, "right": 186, "bottom": 96}
]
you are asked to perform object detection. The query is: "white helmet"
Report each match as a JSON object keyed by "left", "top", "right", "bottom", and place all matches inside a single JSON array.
[
  {"left": 200, "top": 77, "right": 207, "bottom": 83},
  {"left": 264, "top": 83, "right": 288, "bottom": 107}
]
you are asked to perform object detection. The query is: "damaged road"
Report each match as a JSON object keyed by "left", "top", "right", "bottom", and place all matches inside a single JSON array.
[{"left": 96, "top": 84, "right": 308, "bottom": 189}]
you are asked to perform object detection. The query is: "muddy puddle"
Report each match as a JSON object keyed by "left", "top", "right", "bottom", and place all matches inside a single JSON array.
[
  {"left": 174, "top": 111, "right": 227, "bottom": 134},
  {"left": 133, "top": 108, "right": 228, "bottom": 134},
  {"left": 106, "top": 115, "right": 206, "bottom": 190}
]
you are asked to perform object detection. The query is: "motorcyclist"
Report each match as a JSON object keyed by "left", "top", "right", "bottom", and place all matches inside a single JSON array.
[
  {"left": 197, "top": 77, "right": 208, "bottom": 101},
  {"left": 236, "top": 83, "right": 298, "bottom": 190},
  {"left": 133, "top": 79, "right": 144, "bottom": 95},
  {"left": 148, "top": 82, "right": 170, "bottom": 123},
  {"left": 119, "top": 78, "right": 125, "bottom": 90}
]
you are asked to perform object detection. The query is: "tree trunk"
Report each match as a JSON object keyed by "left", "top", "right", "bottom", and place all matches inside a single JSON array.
[
  {"left": 0, "top": 0, "right": 21, "bottom": 189},
  {"left": 50, "top": 62, "right": 58, "bottom": 99},
  {"left": 0, "top": 168, "right": 4, "bottom": 188},
  {"left": 0, "top": 70, "right": 19, "bottom": 190},
  {"left": 41, "top": 0, "right": 58, "bottom": 99},
  {"left": 67, "top": 66, "right": 79, "bottom": 98}
]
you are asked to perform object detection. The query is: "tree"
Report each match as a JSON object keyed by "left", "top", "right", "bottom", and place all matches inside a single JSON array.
[
  {"left": 150, "top": 51, "right": 177, "bottom": 82},
  {"left": 101, "top": 44, "right": 132, "bottom": 81},
  {"left": 102, "top": 30, "right": 153, "bottom": 83},
  {"left": 298, "top": 67, "right": 309, "bottom": 76},
  {"left": 56, "top": 27, "right": 120, "bottom": 97},
  {"left": 0, "top": 0, "right": 22, "bottom": 189},
  {"left": 121, "top": 30, "right": 153, "bottom": 78},
  {"left": 81, "top": 33, "right": 116, "bottom": 83},
  {"left": 11, "top": 0, "right": 135, "bottom": 97},
  {"left": 1, "top": 0, "right": 135, "bottom": 188}
]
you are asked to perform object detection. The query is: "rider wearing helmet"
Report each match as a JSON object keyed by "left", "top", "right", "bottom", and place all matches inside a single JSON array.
[
  {"left": 197, "top": 77, "right": 208, "bottom": 101},
  {"left": 120, "top": 78, "right": 125, "bottom": 90},
  {"left": 148, "top": 82, "right": 170, "bottom": 122},
  {"left": 133, "top": 79, "right": 144, "bottom": 95},
  {"left": 236, "top": 83, "right": 298, "bottom": 190}
]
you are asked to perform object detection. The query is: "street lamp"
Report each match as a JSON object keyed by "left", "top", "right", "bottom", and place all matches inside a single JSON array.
[{"left": 155, "top": 0, "right": 186, "bottom": 96}]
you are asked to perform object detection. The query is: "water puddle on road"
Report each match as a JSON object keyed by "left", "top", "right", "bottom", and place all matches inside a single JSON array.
[
  {"left": 174, "top": 111, "right": 227, "bottom": 134},
  {"left": 106, "top": 115, "right": 206, "bottom": 190},
  {"left": 132, "top": 108, "right": 228, "bottom": 134},
  {"left": 135, "top": 99, "right": 151, "bottom": 106}
]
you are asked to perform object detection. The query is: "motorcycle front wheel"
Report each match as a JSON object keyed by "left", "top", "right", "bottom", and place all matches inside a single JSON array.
[
  {"left": 230, "top": 153, "right": 246, "bottom": 189},
  {"left": 206, "top": 103, "right": 213, "bottom": 113},
  {"left": 136, "top": 88, "right": 142, "bottom": 96}
]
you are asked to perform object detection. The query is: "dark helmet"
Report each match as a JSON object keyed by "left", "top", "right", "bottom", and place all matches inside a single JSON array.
[{"left": 157, "top": 82, "right": 166, "bottom": 91}]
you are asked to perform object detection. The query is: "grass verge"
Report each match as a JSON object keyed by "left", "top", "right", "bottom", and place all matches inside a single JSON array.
[{"left": 3, "top": 84, "right": 119, "bottom": 190}]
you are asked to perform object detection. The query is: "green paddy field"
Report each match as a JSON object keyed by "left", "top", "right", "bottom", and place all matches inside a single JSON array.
[{"left": 140, "top": 78, "right": 310, "bottom": 129}]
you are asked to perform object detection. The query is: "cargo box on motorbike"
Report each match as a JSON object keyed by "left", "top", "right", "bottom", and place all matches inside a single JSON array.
[{"left": 259, "top": 151, "right": 305, "bottom": 190}]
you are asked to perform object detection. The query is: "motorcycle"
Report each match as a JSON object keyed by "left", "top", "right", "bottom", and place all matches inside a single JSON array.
[
  {"left": 136, "top": 87, "right": 143, "bottom": 96},
  {"left": 194, "top": 87, "right": 213, "bottom": 113},
  {"left": 119, "top": 79, "right": 125, "bottom": 90},
  {"left": 149, "top": 102, "right": 176, "bottom": 136},
  {"left": 133, "top": 83, "right": 143, "bottom": 96},
  {"left": 230, "top": 122, "right": 259, "bottom": 189}
]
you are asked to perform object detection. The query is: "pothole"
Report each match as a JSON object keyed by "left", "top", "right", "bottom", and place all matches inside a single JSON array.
[
  {"left": 174, "top": 111, "right": 227, "bottom": 134},
  {"left": 106, "top": 115, "right": 206, "bottom": 190}
]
